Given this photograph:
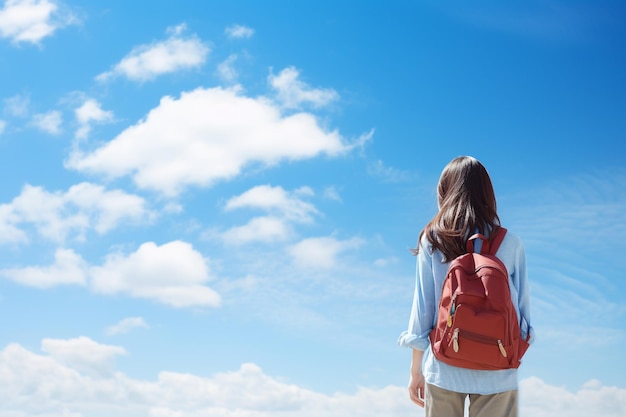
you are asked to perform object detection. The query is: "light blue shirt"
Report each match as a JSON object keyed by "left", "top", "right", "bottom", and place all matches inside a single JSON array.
[{"left": 398, "top": 230, "right": 535, "bottom": 394}]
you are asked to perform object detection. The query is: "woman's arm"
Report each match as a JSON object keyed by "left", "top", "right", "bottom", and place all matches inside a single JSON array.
[{"left": 408, "top": 349, "right": 425, "bottom": 407}]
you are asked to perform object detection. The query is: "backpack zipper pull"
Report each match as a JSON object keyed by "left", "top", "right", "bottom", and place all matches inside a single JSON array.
[
  {"left": 498, "top": 340, "right": 507, "bottom": 357},
  {"left": 453, "top": 328, "right": 460, "bottom": 353},
  {"left": 447, "top": 301, "right": 456, "bottom": 327}
]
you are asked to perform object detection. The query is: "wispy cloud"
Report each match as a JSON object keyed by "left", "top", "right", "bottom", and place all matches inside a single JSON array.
[
  {"left": 288, "top": 236, "right": 364, "bottom": 269},
  {"left": 32, "top": 109, "right": 62, "bottom": 134},
  {"left": 441, "top": 1, "right": 615, "bottom": 44},
  {"left": 96, "top": 23, "right": 210, "bottom": 82},
  {"left": 225, "top": 23, "right": 254, "bottom": 39},
  {"left": 106, "top": 317, "right": 149, "bottom": 336},
  {"left": 367, "top": 159, "right": 412, "bottom": 182},
  {"left": 269, "top": 66, "right": 339, "bottom": 109},
  {"left": 3, "top": 93, "right": 29, "bottom": 117},
  {"left": 502, "top": 168, "right": 626, "bottom": 349},
  {"left": 216, "top": 53, "right": 239, "bottom": 83}
]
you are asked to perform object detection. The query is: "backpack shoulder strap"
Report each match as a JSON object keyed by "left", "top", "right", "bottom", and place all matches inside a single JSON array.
[{"left": 466, "top": 227, "right": 508, "bottom": 255}]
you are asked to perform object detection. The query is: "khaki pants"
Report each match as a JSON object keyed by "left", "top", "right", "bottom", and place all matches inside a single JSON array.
[{"left": 425, "top": 383, "right": 518, "bottom": 417}]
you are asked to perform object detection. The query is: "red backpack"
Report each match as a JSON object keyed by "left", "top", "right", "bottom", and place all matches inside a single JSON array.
[{"left": 430, "top": 227, "right": 530, "bottom": 370}]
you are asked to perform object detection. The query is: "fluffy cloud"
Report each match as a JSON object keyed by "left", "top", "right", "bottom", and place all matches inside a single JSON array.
[
  {"left": 220, "top": 185, "right": 318, "bottom": 245},
  {"left": 90, "top": 240, "right": 220, "bottom": 308},
  {"left": 0, "top": 182, "right": 152, "bottom": 244},
  {"left": 74, "top": 98, "right": 113, "bottom": 139},
  {"left": 0, "top": 248, "right": 87, "bottom": 288},
  {"left": 220, "top": 216, "right": 291, "bottom": 245},
  {"left": 0, "top": 0, "right": 74, "bottom": 45},
  {"left": 97, "top": 23, "right": 210, "bottom": 82},
  {"left": 1, "top": 338, "right": 624, "bottom": 417},
  {"left": 41, "top": 336, "right": 126, "bottom": 377},
  {"left": 288, "top": 236, "right": 364, "bottom": 269},
  {"left": 66, "top": 86, "right": 357, "bottom": 196},
  {"left": 269, "top": 66, "right": 339, "bottom": 109},
  {"left": 0, "top": 338, "right": 412, "bottom": 417},
  {"left": 519, "top": 377, "right": 626, "bottom": 417},
  {"left": 225, "top": 185, "right": 317, "bottom": 223},
  {"left": 0, "top": 240, "right": 219, "bottom": 308}
]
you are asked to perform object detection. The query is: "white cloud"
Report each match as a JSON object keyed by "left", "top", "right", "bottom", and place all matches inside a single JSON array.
[
  {"left": 4, "top": 93, "right": 29, "bottom": 117},
  {"left": 269, "top": 66, "right": 339, "bottom": 109},
  {"left": 220, "top": 185, "right": 319, "bottom": 245},
  {"left": 0, "top": 0, "right": 76, "bottom": 44},
  {"left": 0, "top": 339, "right": 624, "bottom": 417},
  {"left": 288, "top": 236, "right": 364, "bottom": 269},
  {"left": 0, "top": 239, "right": 219, "bottom": 308},
  {"left": 225, "top": 24, "right": 254, "bottom": 39},
  {"left": 90, "top": 240, "right": 220, "bottom": 308},
  {"left": 0, "top": 119, "right": 6, "bottom": 134},
  {"left": 225, "top": 184, "right": 317, "bottom": 223},
  {"left": 216, "top": 54, "right": 238, "bottom": 83},
  {"left": 66, "top": 86, "right": 355, "bottom": 196},
  {"left": 74, "top": 98, "right": 113, "bottom": 139},
  {"left": 41, "top": 336, "right": 126, "bottom": 377},
  {"left": 373, "top": 257, "right": 398, "bottom": 267},
  {"left": 323, "top": 186, "right": 342, "bottom": 202},
  {"left": 32, "top": 109, "right": 62, "bottom": 134},
  {"left": 519, "top": 376, "right": 626, "bottom": 417},
  {"left": 367, "top": 159, "right": 411, "bottom": 182},
  {"left": 0, "top": 248, "right": 87, "bottom": 288},
  {"left": 0, "top": 182, "right": 152, "bottom": 244},
  {"left": 221, "top": 215, "right": 291, "bottom": 245},
  {"left": 97, "top": 24, "right": 210, "bottom": 82},
  {"left": 106, "top": 317, "right": 149, "bottom": 336}
]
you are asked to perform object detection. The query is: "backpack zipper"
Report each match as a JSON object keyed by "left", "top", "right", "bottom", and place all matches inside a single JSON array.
[{"left": 452, "top": 328, "right": 507, "bottom": 358}]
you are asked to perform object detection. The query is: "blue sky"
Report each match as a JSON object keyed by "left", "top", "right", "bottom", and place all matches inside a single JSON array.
[{"left": 0, "top": 0, "right": 625, "bottom": 416}]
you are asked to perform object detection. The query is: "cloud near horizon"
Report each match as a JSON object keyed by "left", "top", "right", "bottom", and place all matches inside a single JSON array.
[{"left": 0, "top": 336, "right": 624, "bottom": 417}]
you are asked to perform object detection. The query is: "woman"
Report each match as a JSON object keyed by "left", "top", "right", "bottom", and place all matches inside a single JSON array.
[{"left": 398, "top": 156, "right": 534, "bottom": 417}]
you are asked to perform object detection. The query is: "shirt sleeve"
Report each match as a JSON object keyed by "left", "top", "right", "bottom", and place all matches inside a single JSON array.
[
  {"left": 398, "top": 239, "right": 437, "bottom": 351},
  {"left": 513, "top": 239, "right": 536, "bottom": 344}
]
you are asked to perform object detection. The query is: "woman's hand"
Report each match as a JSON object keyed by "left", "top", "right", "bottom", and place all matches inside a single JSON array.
[{"left": 408, "top": 349, "right": 425, "bottom": 407}]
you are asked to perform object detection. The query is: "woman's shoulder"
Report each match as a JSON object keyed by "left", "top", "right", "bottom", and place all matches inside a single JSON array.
[
  {"left": 497, "top": 228, "right": 525, "bottom": 258},
  {"left": 501, "top": 228, "right": 523, "bottom": 245}
]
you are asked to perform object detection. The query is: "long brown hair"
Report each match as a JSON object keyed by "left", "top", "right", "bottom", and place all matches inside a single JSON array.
[{"left": 413, "top": 156, "right": 500, "bottom": 261}]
